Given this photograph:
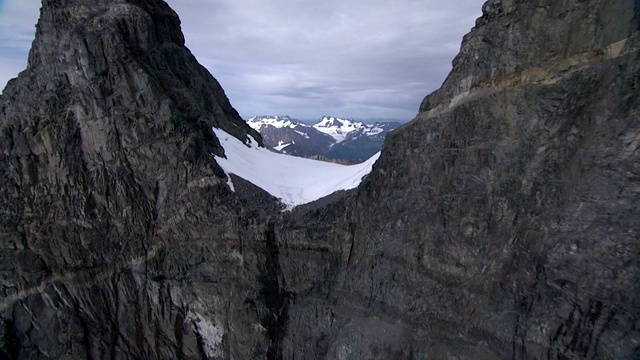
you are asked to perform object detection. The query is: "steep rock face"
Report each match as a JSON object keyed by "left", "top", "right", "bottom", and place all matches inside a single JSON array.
[
  {"left": 0, "top": 1, "right": 272, "bottom": 359},
  {"left": 276, "top": 0, "right": 640, "bottom": 359}
]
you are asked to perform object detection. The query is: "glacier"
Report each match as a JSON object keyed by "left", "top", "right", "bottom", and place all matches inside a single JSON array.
[{"left": 212, "top": 127, "right": 380, "bottom": 209}]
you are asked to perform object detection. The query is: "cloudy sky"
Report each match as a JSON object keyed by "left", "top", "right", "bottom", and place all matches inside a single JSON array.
[{"left": 0, "top": 0, "right": 484, "bottom": 121}]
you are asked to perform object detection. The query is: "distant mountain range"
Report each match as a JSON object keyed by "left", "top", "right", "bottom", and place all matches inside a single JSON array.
[{"left": 246, "top": 115, "right": 401, "bottom": 163}]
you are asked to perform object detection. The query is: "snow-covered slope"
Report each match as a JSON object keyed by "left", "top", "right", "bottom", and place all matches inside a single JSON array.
[{"left": 212, "top": 127, "right": 379, "bottom": 209}]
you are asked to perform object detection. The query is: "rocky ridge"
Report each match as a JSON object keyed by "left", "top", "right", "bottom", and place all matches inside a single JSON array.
[
  {"left": 247, "top": 115, "right": 400, "bottom": 163},
  {"left": 1, "top": 0, "right": 639, "bottom": 359}
]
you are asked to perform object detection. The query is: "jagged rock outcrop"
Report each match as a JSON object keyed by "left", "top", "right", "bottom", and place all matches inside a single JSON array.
[
  {"left": 0, "top": 0, "right": 272, "bottom": 358},
  {"left": 1, "top": 0, "right": 639, "bottom": 359}
]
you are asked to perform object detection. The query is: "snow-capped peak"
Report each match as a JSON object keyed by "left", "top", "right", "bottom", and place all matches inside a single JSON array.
[
  {"left": 246, "top": 115, "right": 299, "bottom": 131},
  {"left": 313, "top": 116, "right": 365, "bottom": 143}
]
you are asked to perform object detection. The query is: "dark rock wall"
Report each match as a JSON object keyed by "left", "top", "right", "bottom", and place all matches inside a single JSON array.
[
  {"left": 0, "top": 1, "right": 269, "bottom": 358},
  {"left": 277, "top": 0, "right": 640, "bottom": 358},
  {"left": 0, "top": 0, "right": 638, "bottom": 359}
]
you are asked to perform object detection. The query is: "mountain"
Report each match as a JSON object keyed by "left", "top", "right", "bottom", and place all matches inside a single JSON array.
[
  {"left": 318, "top": 117, "right": 400, "bottom": 161},
  {"left": 246, "top": 115, "right": 335, "bottom": 159},
  {"left": 1, "top": 0, "right": 638, "bottom": 359},
  {"left": 247, "top": 115, "right": 400, "bottom": 162},
  {"left": 0, "top": 1, "right": 272, "bottom": 358}
]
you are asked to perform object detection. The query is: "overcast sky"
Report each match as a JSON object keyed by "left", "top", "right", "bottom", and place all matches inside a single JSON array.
[{"left": 0, "top": 0, "right": 484, "bottom": 121}]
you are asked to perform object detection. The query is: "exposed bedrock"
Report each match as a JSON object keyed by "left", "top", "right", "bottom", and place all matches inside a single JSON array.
[{"left": 0, "top": 0, "right": 638, "bottom": 359}]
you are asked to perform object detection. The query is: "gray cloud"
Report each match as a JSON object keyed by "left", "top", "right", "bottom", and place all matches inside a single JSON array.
[
  {"left": 0, "top": 0, "right": 485, "bottom": 121},
  {"left": 167, "top": 0, "right": 484, "bottom": 120}
]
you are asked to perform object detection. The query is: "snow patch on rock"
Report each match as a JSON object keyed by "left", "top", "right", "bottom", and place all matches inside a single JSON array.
[{"left": 187, "top": 311, "right": 225, "bottom": 359}]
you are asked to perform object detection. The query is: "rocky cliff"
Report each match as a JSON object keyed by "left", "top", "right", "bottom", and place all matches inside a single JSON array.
[
  {"left": 1, "top": 0, "right": 639, "bottom": 359},
  {"left": 271, "top": 0, "right": 640, "bottom": 358},
  {"left": 0, "top": 0, "right": 272, "bottom": 358}
]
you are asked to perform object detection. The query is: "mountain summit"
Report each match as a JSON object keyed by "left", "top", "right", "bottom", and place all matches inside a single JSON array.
[{"left": 247, "top": 115, "right": 400, "bottom": 162}]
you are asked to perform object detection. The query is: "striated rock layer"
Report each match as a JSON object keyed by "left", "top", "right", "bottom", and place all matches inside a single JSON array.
[{"left": 1, "top": 0, "right": 639, "bottom": 359}]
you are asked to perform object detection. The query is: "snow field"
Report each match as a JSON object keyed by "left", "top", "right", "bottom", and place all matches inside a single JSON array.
[{"left": 212, "top": 127, "right": 380, "bottom": 209}]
